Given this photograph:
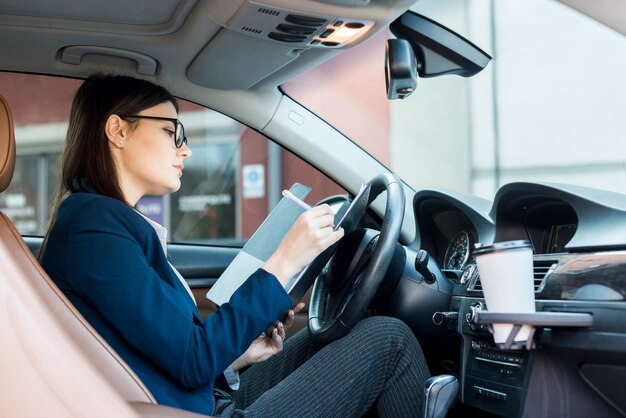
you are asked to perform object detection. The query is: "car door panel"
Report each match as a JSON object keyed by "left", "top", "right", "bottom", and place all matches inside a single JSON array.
[{"left": 169, "top": 243, "right": 310, "bottom": 336}]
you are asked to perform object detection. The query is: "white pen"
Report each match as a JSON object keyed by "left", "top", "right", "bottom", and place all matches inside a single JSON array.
[{"left": 282, "top": 189, "right": 312, "bottom": 210}]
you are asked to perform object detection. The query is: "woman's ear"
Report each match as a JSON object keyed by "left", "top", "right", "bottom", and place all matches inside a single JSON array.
[{"left": 105, "top": 114, "right": 128, "bottom": 148}]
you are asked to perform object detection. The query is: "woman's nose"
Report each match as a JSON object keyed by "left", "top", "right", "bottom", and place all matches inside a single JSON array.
[{"left": 178, "top": 143, "right": 192, "bottom": 159}]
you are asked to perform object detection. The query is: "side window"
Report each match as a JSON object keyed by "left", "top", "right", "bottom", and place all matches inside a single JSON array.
[
  {"left": 0, "top": 73, "right": 77, "bottom": 235},
  {"left": 0, "top": 73, "right": 346, "bottom": 244}
]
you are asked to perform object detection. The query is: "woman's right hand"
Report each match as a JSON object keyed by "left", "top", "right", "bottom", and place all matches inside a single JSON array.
[{"left": 263, "top": 204, "right": 344, "bottom": 286}]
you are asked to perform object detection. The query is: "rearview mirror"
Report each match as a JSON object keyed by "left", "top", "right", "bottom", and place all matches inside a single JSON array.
[
  {"left": 391, "top": 11, "right": 491, "bottom": 78},
  {"left": 384, "top": 11, "right": 491, "bottom": 100},
  {"left": 385, "top": 39, "right": 418, "bottom": 100}
]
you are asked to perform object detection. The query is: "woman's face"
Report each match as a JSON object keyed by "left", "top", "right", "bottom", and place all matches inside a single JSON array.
[{"left": 115, "top": 101, "right": 192, "bottom": 203}]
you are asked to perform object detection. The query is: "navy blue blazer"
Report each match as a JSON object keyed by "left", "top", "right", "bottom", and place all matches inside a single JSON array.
[{"left": 41, "top": 191, "right": 293, "bottom": 415}]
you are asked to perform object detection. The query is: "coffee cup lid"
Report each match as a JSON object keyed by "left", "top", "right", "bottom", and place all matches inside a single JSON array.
[{"left": 473, "top": 240, "right": 532, "bottom": 256}]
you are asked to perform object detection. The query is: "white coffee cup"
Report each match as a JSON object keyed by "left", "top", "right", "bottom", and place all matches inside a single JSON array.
[{"left": 474, "top": 240, "right": 535, "bottom": 345}]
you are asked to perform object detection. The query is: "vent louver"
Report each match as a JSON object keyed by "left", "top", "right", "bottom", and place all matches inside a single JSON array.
[
  {"left": 258, "top": 7, "right": 280, "bottom": 16},
  {"left": 469, "top": 259, "right": 557, "bottom": 293},
  {"left": 532, "top": 259, "right": 557, "bottom": 292},
  {"left": 241, "top": 26, "right": 262, "bottom": 34},
  {"left": 472, "top": 276, "right": 482, "bottom": 292}
]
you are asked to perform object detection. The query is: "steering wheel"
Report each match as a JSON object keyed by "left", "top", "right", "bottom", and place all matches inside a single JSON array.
[{"left": 307, "top": 173, "right": 405, "bottom": 345}]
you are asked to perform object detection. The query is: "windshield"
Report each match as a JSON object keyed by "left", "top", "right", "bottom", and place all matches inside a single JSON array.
[{"left": 283, "top": 0, "right": 626, "bottom": 200}]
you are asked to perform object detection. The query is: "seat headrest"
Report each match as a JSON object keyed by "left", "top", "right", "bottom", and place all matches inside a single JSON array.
[{"left": 0, "top": 95, "right": 16, "bottom": 193}]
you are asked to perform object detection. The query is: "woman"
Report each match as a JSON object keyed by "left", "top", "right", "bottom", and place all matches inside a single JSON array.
[{"left": 41, "top": 74, "right": 430, "bottom": 417}]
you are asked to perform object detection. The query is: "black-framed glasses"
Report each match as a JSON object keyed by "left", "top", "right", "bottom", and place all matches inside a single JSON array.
[{"left": 120, "top": 115, "right": 187, "bottom": 148}]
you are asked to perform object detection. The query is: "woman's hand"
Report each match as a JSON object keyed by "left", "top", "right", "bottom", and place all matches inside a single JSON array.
[
  {"left": 231, "top": 325, "right": 283, "bottom": 371},
  {"left": 263, "top": 204, "right": 344, "bottom": 286},
  {"left": 231, "top": 303, "right": 306, "bottom": 371}
]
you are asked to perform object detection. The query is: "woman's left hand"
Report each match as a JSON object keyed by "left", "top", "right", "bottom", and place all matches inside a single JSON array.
[{"left": 231, "top": 302, "right": 305, "bottom": 371}]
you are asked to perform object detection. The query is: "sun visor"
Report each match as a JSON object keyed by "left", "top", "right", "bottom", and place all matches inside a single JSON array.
[{"left": 187, "top": 29, "right": 302, "bottom": 90}]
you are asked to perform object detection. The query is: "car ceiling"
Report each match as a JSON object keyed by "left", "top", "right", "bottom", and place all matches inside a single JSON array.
[
  {"left": 0, "top": 0, "right": 623, "bottom": 128},
  {"left": 0, "top": 0, "right": 414, "bottom": 129}
]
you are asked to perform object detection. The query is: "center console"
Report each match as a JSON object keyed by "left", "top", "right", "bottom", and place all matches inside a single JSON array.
[
  {"left": 454, "top": 298, "right": 533, "bottom": 418},
  {"left": 451, "top": 297, "right": 596, "bottom": 417}
]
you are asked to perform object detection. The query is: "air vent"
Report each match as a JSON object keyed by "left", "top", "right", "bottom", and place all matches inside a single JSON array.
[
  {"left": 241, "top": 26, "right": 262, "bottom": 34},
  {"left": 471, "top": 276, "right": 482, "bottom": 292},
  {"left": 533, "top": 259, "right": 557, "bottom": 292},
  {"left": 469, "top": 259, "right": 557, "bottom": 293},
  {"left": 258, "top": 7, "right": 280, "bottom": 16}
]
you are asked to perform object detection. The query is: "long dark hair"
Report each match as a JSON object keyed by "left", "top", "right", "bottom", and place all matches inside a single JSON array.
[{"left": 40, "top": 74, "right": 178, "bottom": 258}]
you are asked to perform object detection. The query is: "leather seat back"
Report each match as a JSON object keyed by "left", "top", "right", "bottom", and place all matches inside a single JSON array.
[
  {"left": 0, "top": 231, "right": 140, "bottom": 417},
  {"left": 0, "top": 94, "right": 155, "bottom": 405}
]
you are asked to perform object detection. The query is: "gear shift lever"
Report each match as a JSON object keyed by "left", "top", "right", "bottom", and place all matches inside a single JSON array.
[{"left": 423, "top": 374, "right": 459, "bottom": 418}]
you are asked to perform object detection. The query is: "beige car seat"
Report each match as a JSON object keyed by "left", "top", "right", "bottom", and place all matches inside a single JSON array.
[{"left": 0, "top": 94, "right": 208, "bottom": 418}]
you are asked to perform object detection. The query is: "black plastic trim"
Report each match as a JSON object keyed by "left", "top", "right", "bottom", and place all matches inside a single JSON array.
[
  {"left": 285, "top": 14, "right": 327, "bottom": 27},
  {"left": 267, "top": 32, "right": 307, "bottom": 43}
]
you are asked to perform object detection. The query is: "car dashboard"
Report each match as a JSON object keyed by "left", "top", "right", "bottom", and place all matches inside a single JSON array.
[{"left": 382, "top": 182, "right": 626, "bottom": 418}]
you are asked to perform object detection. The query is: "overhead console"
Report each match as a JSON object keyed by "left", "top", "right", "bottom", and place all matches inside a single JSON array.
[
  {"left": 226, "top": 3, "right": 375, "bottom": 48},
  {"left": 190, "top": 0, "right": 415, "bottom": 89}
]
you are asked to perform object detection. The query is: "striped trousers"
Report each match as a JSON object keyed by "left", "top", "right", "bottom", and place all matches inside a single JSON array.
[{"left": 214, "top": 316, "right": 431, "bottom": 418}]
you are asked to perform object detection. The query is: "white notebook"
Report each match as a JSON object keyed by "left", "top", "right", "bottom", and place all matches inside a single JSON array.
[
  {"left": 206, "top": 181, "right": 368, "bottom": 306},
  {"left": 205, "top": 183, "right": 311, "bottom": 306}
]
